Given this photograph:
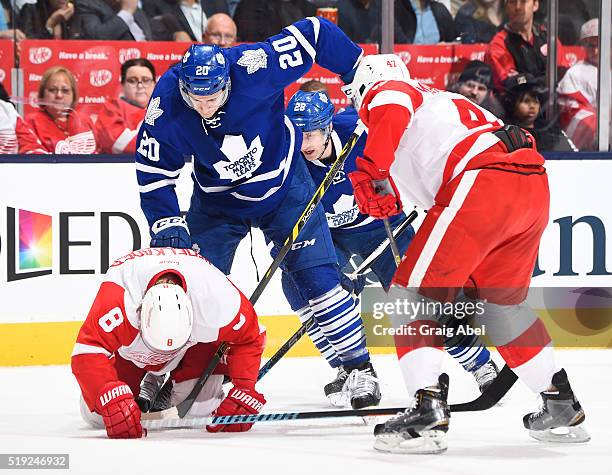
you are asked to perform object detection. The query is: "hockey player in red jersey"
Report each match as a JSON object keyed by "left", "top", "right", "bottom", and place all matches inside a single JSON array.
[
  {"left": 72, "top": 247, "right": 266, "bottom": 438},
  {"left": 343, "top": 54, "right": 589, "bottom": 454}
]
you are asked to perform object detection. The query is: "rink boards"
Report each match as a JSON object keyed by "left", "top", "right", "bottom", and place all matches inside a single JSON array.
[{"left": 0, "top": 158, "right": 611, "bottom": 365}]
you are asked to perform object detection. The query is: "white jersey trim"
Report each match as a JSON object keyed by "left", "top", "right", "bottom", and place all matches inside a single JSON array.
[
  {"left": 306, "top": 16, "right": 320, "bottom": 45},
  {"left": 286, "top": 24, "right": 316, "bottom": 62},
  {"left": 71, "top": 343, "right": 112, "bottom": 358},
  {"left": 408, "top": 169, "right": 481, "bottom": 287},
  {"left": 139, "top": 178, "right": 179, "bottom": 193},
  {"left": 136, "top": 162, "right": 182, "bottom": 178},
  {"left": 112, "top": 128, "right": 139, "bottom": 154},
  {"left": 367, "top": 90, "right": 415, "bottom": 117}
]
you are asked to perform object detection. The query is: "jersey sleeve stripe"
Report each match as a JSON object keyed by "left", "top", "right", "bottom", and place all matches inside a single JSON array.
[
  {"left": 71, "top": 343, "right": 112, "bottom": 358},
  {"left": 112, "top": 128, "right": 139, "bottom": 154},
  {"left": 367, "top": 90, "right": 415, "bottom": 117},
  {"left": 139, "top": 178, "right": 179, "bottom": 193},
  {"left": 286, "top": 24, "right": 317, "bottom": 61},
  {"left": 135, "top": 162, "right": 182, "bottom": 177},
  {"left": 306, "top": 16, "right": 320, "bottom": 45}
]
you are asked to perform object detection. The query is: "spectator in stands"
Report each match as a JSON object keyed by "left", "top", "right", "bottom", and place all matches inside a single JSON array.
[
  {"left": 0, "top": 82, "right": 47, "bottom": 154},
  {"left": 337, "top": 0, "right": 382, "bottom": 44},
  {"left": 26, "top": 66, "right": 98, "bottom": 154},
  {"left": 143, "top": 0, "right": 229, "bottom": 42},
  {"left": 395, "top": 0, "right": 455, "bottom": 44},
  {"left": 299, "top": 79, "right": 329, "bottom": 93},
  {"left": 454, "top": 0, "right": 504, "bottom": 44},
  {"left": 95, "top": 58, "right": 156, "bottom": 154},
  {"left": 449, "top": 60, "right": 505, "bottom": 118},
  {"left": 18, "top": 0, "right": 75, "bottom": 39},
  {"left": 73, "top": 0, "right": 153, "bottom": 40},
  {"left": 557, "top": 18, "right": 599, "bottom": 150},
  {"left": 0, "top": 2, "right": 26, "bottom": 47},
  {"left": 485, "top": 0, "right": 568, "bottom": 94},
  {"left": 234, "top": 0, "right": 316, "bottom": 42},
  {"left": 203, "top": 13, "right": 236, "bottom": 47},
  {"left": 503, "top": 73, "right": 576, "bottom": 152},
  {"left": 535, "top": 0, "right": 590, "bottom": 45}
]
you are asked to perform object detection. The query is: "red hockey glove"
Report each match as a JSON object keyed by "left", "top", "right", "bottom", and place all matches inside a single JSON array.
[
  {"left": 206, "top": 386, "right": 266, "bottom": 433},
  {"left": 94, "top": 381, "right": 145, "bottom": 439},
  {"left": 348, "top": 157, "right": 402, "bottom": 219}
]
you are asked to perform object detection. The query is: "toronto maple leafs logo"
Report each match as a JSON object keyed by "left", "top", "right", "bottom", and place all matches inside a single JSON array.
[
  {"left": 145, "top": 97, "right": 163, "bottom": 126},
  {"left": 326, "top": 194, "right": 359, "bottom": 228},
  {"left": 318, "top": 92, "right": 329, "bottom": 103},
  {"left": 213, "top": 135, "right": 264, "bottom": 181},
  {"left": 182, "top": 51, "right": 191, "bottom": 63},
  {"left": 237, "top": 49, "right": 267, "bottom": 74}
]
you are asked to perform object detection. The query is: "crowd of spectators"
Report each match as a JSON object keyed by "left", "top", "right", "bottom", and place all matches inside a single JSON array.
[{"left": 0, "top": 0, "right": 607, "bottom": 154}]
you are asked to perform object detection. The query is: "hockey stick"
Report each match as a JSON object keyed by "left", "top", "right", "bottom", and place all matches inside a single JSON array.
[
  {"left": 165, "top": 122, "right": 368, "bottom": 419},
  {"left": 383, "top": 218, "right": 402, "bottom": 267},
  {"left": 348, "top": 210, "right": 417, "bottom": 279},
  {"left": 257, "top": 210, "right": 418, "bottom": 382},
  {"left": 143, "top": 366, "right": 517, "bottom": 428}
]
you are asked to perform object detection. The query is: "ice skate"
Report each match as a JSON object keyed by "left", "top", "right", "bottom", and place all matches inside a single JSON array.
[
  {"left": 374, "top": 374, "right": 450, "bottom": 454},
  {"left": 136, "top": 373, "right": 165, "bottom": 412},
  {"left": 344, "top": 361, "right": 381, "bottom": 409},
  {"left": 472, "top": 359, "right": 499, "bottom": 393},
  {"left": 523, "top": 369, "right": 590, "bottom": 443},
  {"left": 324, "top": 366, "right": 349, "bottom": 407},
  {"left": 151, "top": 379, "right": 173, "bottom": 412}
]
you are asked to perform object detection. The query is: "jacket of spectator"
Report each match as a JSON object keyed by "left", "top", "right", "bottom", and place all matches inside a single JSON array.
[
  {"left": 27, "top": 108, "right": 98, "bottom": 154},
  {"left": 0, "top": 85, "right": 47, "bottom": 154},
  {"left": 95, "top": 98, "right": 144, "bottom": 154},
  {"left": 233, "top": 0, "right": 316, "bottom": 42},
  {"left": 73, "top": 0, "right": 153, "bottom": 40},
  {"left": 454, "top": 0, "right": 504, "bottom": 44},
  {"left": 337, "top": 0, "right": 382, "bottom": 44},
  {"left": 394, "top": 0, "right": 455, "bottom": 44},
  {"left": 18, "top": 0, "right": 75, "bottom": 39},
  {"left": 485, "top": 23, "right": 568, "bottom": 93},
  {"left": 142, "top": 0, "right": 229, "bottom": 41}
]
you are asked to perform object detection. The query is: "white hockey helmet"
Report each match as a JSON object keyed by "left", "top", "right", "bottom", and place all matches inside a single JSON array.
[
  {"left": 342, "top": 54, "right": 410, "bottom": 110},
  {"left": 140, "top": 283, "right": 193, "bottom": 354}
]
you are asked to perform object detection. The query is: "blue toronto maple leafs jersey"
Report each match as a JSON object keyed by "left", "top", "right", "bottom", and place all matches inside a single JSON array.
[
  {"left": 135, "top": 17, "right": 362, "bottom": 225},
  {"left": 305, "top": 108, "right": 403, "bottom": 234}
]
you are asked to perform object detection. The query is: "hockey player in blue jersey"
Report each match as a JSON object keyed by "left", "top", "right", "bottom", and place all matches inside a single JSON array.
[
  {"left": 135, "top": 17, "right": 381, "bottom": 409},
  {"left": 284, "top": 90, "right": 501, "bottom": 405}
]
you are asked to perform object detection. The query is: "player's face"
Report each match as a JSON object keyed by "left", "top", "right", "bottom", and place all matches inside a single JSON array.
[
  {"left": 514, "top": 92, "right": 540, "bottom": 126},
  {"left": 42, "top": 72, "right": 74, "bottom": 120},
  {"left": 458, "top": 80, "right": 488, "bottom": 104},
  {"left": 188, "top": 89, "right": 226, "bottom": 119},
  {"left": 123, "top": 65, "right": 155, "bottom": 108},
  {"left": 301, "top": 129, "right": 328, "bottom": 161}
]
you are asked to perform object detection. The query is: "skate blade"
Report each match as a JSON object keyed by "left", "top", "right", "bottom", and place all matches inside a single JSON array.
[
  {"left": 374, "top": 430, "right": 448, "bottom": 454},
  {"left": 529, "top": 426, "right": 591, "bottom": 443}
]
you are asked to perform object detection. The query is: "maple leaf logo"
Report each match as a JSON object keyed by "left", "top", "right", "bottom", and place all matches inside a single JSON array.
[
  {"left": 326, "top": 194, "right": 360, "bottom": 228},
  {"left": 237, "top": 49, "right": 267, "bottom": 74},
  {"left": 145, "top": 97, "right": 164, "bottom": 126},
  {"left": 214, "top": 135, "right": 264, "bottom": 181}
]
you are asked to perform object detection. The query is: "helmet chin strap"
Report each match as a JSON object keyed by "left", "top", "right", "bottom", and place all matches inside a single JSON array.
[{"left": 313, "top": 125, "right": 333, "bottom": 162}]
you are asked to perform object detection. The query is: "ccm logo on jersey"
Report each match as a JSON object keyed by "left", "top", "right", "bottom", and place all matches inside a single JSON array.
[
  {"left": 99, "top": 384, "right": 132, "bottom": 407},
  {"left": 229, "top": 389, "right": 264, "bottom": 411},
  {"left": 291, "top": 239, "right": 316, "bottom": 250}
]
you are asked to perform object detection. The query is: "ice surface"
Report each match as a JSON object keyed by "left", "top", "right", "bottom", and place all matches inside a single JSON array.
[{"left": 1, "top": 350, "right": 610, "bottom": 475}]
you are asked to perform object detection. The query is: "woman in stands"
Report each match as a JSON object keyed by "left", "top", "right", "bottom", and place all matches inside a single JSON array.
[{"left": 27, "top": 66, "right": 98, "bottom": 154}]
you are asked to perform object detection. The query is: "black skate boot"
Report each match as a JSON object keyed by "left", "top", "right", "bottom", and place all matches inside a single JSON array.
[
  {"left": 472, "top": 359, "right": 499, "bottom": 393},
  {"left": 151, "top": 379, "right": 173, "bottom": 412},
  {"left": 374, "top": 374, "right": 450, "bottom": 454},
  {"left": 136, "top": 373, "right": 165, "bottom": 412},
  {"left": 344, "top": 361, "right": 381, "bottom": 410},
  {"left": 324, "top": 366, "right": 349, "bottom": 407},
  {"left": 523, "top": 369, "right": 590, "bottom": 443}
]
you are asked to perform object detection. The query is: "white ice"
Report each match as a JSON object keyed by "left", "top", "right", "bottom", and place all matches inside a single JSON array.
[{"left": 1, "top": 350, "right": 610, "bottom": 475}]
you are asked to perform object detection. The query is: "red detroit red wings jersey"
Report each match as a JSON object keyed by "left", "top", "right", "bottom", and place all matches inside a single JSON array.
[
  {"left": 72, "top": 247, "right": 263, "bottom": 410},
  {"left": 0, "top": 101, "right": 47, "bottom": 154},
  {"left": 27, "top": 109, "right": 98, "bottom": 154},
  {"left": 358, "top": 79, "right": 506, "bottom": 210},
  {"left": 95, "top": 98, "right": 145, "bottom": 154}
]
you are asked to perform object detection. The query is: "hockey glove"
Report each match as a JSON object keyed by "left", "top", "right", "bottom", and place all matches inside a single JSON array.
[
  {"left": 206, "top": 386, "right": 266, "bottom": 433},
  {"left": 150, "top": 216, "right": 192, "bottom": 249},
  {"left": 349, "top": 157, "right": 402, "bottom": 219},
  {"left": 95, "top": 381, "right": 145, "bottom": 439}
]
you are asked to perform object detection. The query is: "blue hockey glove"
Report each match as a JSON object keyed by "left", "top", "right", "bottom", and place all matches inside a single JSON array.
[{"left": 150, "top": 216, "right": 192, "bottom": 249}]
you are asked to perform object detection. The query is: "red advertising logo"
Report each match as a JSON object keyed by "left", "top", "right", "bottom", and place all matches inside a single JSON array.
[
  {"left": 119, "top": 48, "right": 141, "bottom": 64},
  {"left": 90, "top": 69, "right": 113, "bottom": 87},
  {"left": 397, "top": 51, "right": 412, "bottom": 65},
  {"left": 29, "top": 47, "right": 52, "bottom": 65}
]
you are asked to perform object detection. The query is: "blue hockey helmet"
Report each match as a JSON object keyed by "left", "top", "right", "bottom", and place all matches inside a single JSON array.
[
  {"left": 286, "top": 90, "right": 335, "bottom": 132},
  {"left": 179, "top": 44, "right": 230, "bottom": 96}
]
